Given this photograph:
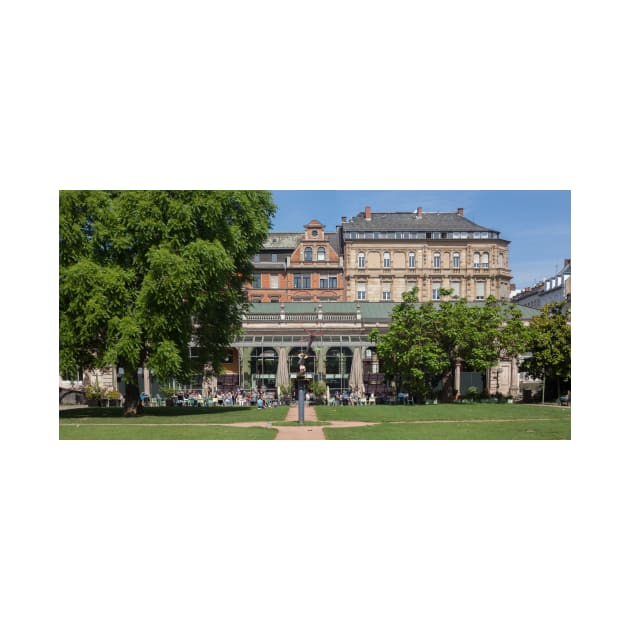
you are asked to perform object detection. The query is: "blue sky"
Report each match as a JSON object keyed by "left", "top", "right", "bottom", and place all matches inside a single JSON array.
[{"left": 270, "top": 190, "right": 571, "bottom": 291}]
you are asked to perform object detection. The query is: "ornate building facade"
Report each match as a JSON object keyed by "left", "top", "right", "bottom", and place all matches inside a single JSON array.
[
  {"left": 244, "top": 219, "right": 344, "bottom": 303},
  {"left": 340, "top": 206, "right": 512, "bottom": 303}
]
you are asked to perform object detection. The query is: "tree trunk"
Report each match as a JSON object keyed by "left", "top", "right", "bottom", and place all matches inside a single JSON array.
[
  {"left": 123, "top": 380, "right": 144, "bottom": 416},
  {"left": 439, "top": 370, "right": 454, "bottom": 402}
]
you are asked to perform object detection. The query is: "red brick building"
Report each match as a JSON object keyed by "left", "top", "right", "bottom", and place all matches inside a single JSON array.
[{"left": 245, "top": 219, "right": 344, "bottom": 302}]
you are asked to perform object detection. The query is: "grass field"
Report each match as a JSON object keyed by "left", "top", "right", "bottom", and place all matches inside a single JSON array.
[
  {"left": 59, "top": 424, "right": 277, "bottom": 440},
  {"left": 59, "top": 403, "right": 570, "bottom": 439},
  {"left": 59, "top": 405, "right": 288, "bottom": 424},
  {"left": 323, "top": 419, "right": 570, "bottom": 440},
  {"left": 315, "top": 403, "right": 570, "bottom": 423}
]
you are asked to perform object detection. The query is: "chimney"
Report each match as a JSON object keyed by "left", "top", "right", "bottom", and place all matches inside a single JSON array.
[
  {"left": 341, "top": 216, "right": 347, "bottom": 223},
  {"left": 365, "top": 206, "right": 372, "bottom": 220},
  {"left": 416, "top": 207, "right": 423, "bottom": 217},
  {"left": 457, "top": 208, "right": 464, "bottom": 216}
]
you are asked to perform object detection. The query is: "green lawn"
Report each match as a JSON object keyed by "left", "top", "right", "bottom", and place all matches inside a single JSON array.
[
  {"left": 59, "top": 424, "right": 277, "bottom": 440},
  {"left": 59, "top": 405, "right": 289, "bottom": 424},
  {"left": 323, "top": 419, "right": 571, "bottom": 440},
  {"left": 315, "top": 403, "right": 570, "bottom": 423}
]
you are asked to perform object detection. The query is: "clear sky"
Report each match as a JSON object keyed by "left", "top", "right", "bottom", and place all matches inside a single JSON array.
[{"left": 270, "top": 190, "right": 571, "bottom": 291}]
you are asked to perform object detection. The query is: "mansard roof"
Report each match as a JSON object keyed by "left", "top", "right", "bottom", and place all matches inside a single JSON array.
[
  {"left": 342, "top": 210, "right": 498, "bottom": 234},
  {"left": 262, "top": 231, "right": 342, "bottom": 254}
]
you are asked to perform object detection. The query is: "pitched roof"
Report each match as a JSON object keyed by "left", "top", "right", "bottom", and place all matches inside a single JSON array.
[{"left": 343, "top": 211, "right": 498, "bottom": 233}]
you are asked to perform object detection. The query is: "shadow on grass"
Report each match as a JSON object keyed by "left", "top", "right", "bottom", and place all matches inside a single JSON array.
[{"left": 59, "top": 405, "right": 290, "bottom": 424}]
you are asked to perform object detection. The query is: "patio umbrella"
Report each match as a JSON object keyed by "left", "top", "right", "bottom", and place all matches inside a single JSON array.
[
  {"left": 349, "top": 347, "right": 365, "bottom": 397},
  {"left": 276, "top": 347, "right": 290, "bottom": 392}
]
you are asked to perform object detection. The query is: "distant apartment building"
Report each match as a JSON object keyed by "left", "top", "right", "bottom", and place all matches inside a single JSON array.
[
  {"left": 244, "top": 219, "right": 344, "bottom": 303},
  {"left": 511, "top": 259, "right": 571, "bottom": 309},
  {"left": 340, "top": 206, "right": 512, "bottom": 303}
]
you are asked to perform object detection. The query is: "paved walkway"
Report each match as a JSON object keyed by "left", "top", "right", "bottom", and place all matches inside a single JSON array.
[{"left": 230, "top": 404, "right": 373, "bottom": 440}]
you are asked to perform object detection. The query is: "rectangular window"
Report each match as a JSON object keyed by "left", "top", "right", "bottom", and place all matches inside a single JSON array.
[
  {"left": 451, "top": 281, "right": 461, "bottom": 298},
  {"left": 270, "top": 274, "right": 279, "bottom": 289},
  {"left": 271, "top": 253, "right": 278, "bottom": 262},
  {"left": 252, "top": 273, "right": 261, "bottom": 289},
  {"left": 357, "top": 282, "right": 366, "bottom": 301},
  {"left": 319, "top": 275, "right": 338, "bottom": 289},
  {"left": 476, "top": 281, "right": 485, "bottom": 300},
  {"left": 382, "top": 282, "right": 391, "bottom": 301},
  {"left": 432, "top": 281, "right": 441, "bottom": 300},
  {"left": 293, "top": 274, "right": 311, "bottom": 289}
]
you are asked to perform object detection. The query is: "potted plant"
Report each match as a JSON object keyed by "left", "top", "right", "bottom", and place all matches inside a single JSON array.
[
  {"left": 105, "top": 390, "right": 122, "bottom": 407},
  {"left": 84, "top": 385, "right": 104, "bottom": 407},
  {"left": 160, "top": 386, "right": 178, "bottom": 407}
]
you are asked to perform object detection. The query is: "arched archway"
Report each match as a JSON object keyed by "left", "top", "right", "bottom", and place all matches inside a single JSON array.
[
  {"left": 250, "top": 347, "right": 278, "bottom": 390},
  {"left": 325, "top": 347, "right": 353, "bottom": 394}
]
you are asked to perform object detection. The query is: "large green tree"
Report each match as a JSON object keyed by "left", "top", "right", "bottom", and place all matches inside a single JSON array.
[
  {"left": 59, "top": 190, "right": 276, "bottom": 415},
  {"left": 520, "top": 301, "right": 571, "bottom": 401},
  {"left": 370, "top": 288, "right": 529, "bottom": 401}
]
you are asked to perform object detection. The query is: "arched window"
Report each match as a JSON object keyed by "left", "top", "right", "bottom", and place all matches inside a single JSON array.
[
  {"left": 433, "top": 252, "right": 441, "bottom": 268},
  {"left": 453, "top": 252, "right": 460, "bottom": 268},
  {"left": 304, "top": 247, "right": 312, "bottom": 262},
  {"left": 481, "top": 252, "right": 489, "bottom": 269},
  {"left": 498, "top": 252, "right": 504, "bottom": 268},
  {"left": 473, "top": 252, "right": 480, "bottom": 269},
  {"left": 249, "top": 348, "right": 278, "bottom": 388},
  {"left": 317, "top": 247, "right": 326, "bottom": 261},
  {"left": 358, "top": 251, "right": 366, "bottom": 268},
  {"left": 408, "top": 252, "right": 416, "bottom": 268},
  {"left": 325, "top": 347, "right": 353, "bottom": 394},
  {"left": 383, "top": 251, "right": 391, "bottom": 268}
]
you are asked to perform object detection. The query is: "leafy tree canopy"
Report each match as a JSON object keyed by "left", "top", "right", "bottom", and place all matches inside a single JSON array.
[
  {"left": 521, "top": 301, "right": 571, "bottom": 397},
  {"left": 370, "top": 288, "right": 529, "bottom": 400},
  {"left": 59, "top": 190, "right": 276, "bottom": 414}
]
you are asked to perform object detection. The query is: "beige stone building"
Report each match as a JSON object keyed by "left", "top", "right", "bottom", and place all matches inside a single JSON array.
[{"left": 340, "top": 206, "right": 512, "bottom": 303}]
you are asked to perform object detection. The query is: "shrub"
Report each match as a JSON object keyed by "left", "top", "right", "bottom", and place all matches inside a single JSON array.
[
  {"left": 465, "top": 386, "right": 478, "bottom": 401},
  {"left": 84, "top": 385, "right": 104, "bottom": 400}
]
